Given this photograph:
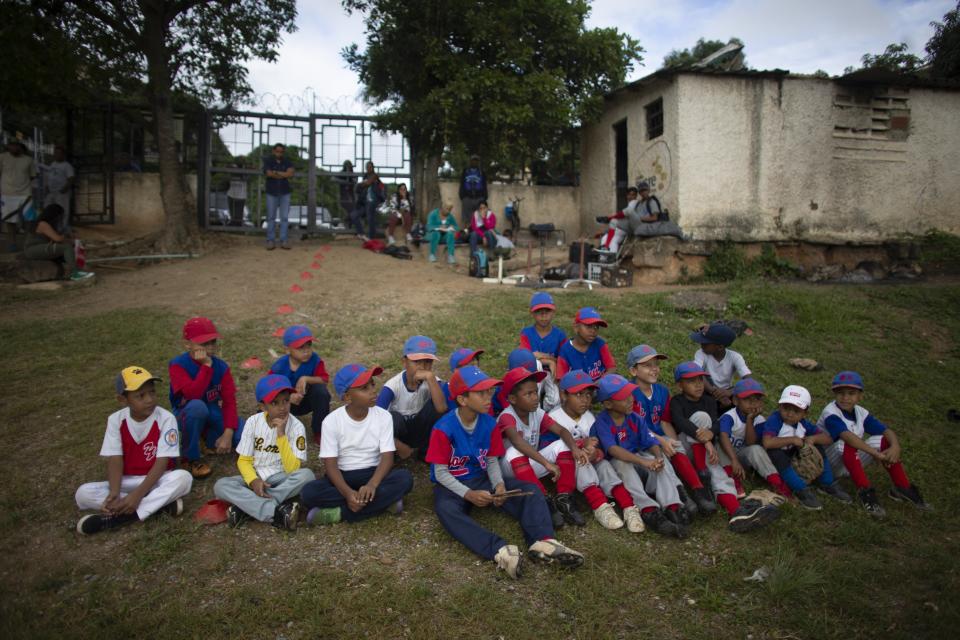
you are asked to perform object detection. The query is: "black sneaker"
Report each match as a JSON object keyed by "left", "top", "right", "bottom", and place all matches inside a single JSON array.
[
  {"left": 678, "top": 486, "right": 698, "bottom": 518},
  {"left": 692, "top": 487, "right": 717, "bottom": 516},
  {"left": 76, "top": 512, "right": 138, "bottom": 535},
  {"left": 641, "top": 508, "right": 683, "bottom": 539},
  {"left": 547, "top": 496, "right": 565, "bottom": 530},
  {"left": 595, "top": 216, "right": 611, "bottom": 224},
  {"left": 554, "top": 493, "right": 586, "bottom": 527},
  {"left": 795, "top": 487, "right": 823, "bottom": 511},
  {"left": 858, "top": 487, "right": 886, "bottom": 517},
  {"left": 888, "top": 485, "right": 933, "bottom": 511},
  {"left": 271, "top": 501, "right": 300, "bottom": 531},
  {"left": 162, "top": 498, "right": 184, "bottom": 518},
  {"left": 664, "top": 507, "right": 691, "bottom": 538},
  {"left": 818, "top": 481, "right": 853, "bottom": 503},
  {"left": 728, "top": 502, "right": 780, "bottom": 533},
  {"left": 227, "top": 505, "right": 251, "bottom": 528}
]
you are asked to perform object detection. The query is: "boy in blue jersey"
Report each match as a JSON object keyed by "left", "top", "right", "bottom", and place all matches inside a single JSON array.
[
  {"left": 441, "top": 347, "right": 484, "bottom": 406},
  {"left": 269, "top": 325, "right": 331, "bottom": 445},
  {"left": 556, "top": 307, "right": 616, "bottom": 380},
  {"left": 425, "top": 366, "right": 584, "bottom": 579},
  {"left": 519, "top": 292, "right": 566, "bottom": 374}
]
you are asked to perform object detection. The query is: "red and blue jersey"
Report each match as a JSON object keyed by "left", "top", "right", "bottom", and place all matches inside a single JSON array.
[
  {"left": 120, "top": 418, "right": 174, "bottom": 475},
  {"left": 426, "top": 410, "right": 505, "bottom": 483},
  {"left": 556, "top": 338, "right": 615, "bottom": 380},
  {"left": 519, "top": 325, "right": 567, "bottom": 358},
  {"left": 168, "top": 352, "right": 238, "bottom": 431},
  {"left": 759, "top": 410, "right": 821, "bottom": 444},
  {"left": 269, "top": 352, "right": 330, "bottom": 387},
  {"left": 632, "top": 383, "right": 671, "bottom": 436},
  {"left": 592, "top": 410, "right": 659, "bottom": 455}
]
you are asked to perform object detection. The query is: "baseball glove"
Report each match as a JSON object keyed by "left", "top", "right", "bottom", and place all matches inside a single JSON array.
[
  {"left": 745, "top": 489, "right": 787, "bottom": 508},
  {"left": 792, "top": 443, "right": 824, "bottom": 484}
]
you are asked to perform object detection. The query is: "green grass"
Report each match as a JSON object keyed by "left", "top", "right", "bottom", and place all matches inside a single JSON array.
[{"left": 1, "top": 281, "right": 959, "bottom": 639}]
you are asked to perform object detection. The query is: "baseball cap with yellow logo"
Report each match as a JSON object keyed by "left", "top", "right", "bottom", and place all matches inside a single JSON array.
[{"left": 115, "top": 366, "right": 162, "bottom": 394}]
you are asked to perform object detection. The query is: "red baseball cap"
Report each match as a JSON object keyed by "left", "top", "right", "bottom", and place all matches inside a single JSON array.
[
  {"left": 183, "top": 316, "right": 220, "bottom": 343},
  {"left": 498, "top": 366, "right": 548, "bottom": 405}
]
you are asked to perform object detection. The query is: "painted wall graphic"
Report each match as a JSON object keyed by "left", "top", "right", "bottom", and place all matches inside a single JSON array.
[{"left": 633, "top": 139, "right": 672, "bottom": 195}]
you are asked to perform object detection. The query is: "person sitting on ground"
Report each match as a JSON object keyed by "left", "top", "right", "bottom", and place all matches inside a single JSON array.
[{"left": 23, "top": 204, "right": 94, "bottom": 281}]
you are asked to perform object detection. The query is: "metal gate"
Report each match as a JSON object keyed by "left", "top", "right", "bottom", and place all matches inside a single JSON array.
[{"left": 202, "top": 110, "right": 410, "bottom": 235}]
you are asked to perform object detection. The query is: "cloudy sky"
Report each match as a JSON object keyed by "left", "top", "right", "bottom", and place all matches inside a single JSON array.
[{"left": 246, "top": 0, "right": 954, "bottom": 115}]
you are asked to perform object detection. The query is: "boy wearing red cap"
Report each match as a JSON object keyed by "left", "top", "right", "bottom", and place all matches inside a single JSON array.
[
  {"left": 269, "top": 325, "right": 331, "bottom": 445},
  {"left": 168, "top": 316, "right": 241, "bottom": 479},
  {"left": 75, "top": 367, "right": 193, "bottom": 534},
  {"left": 301, "top": 364, "right": 414, "bottom": 524},
  {"left": 497, "top": 366, "right": 590, "bottom": 528},
  {"left": 818, "top": 371, "right": 930, "bottom": 515},
  {"left": 519, "top": 292, "right": 566, "bottom": 372},
  {"left": 214, "top": 374, "right": 314, "bottom": 530},
  {"left": 555, "top": 307, "right": 616, "bottom": 381},
  {"left": 426, "top": 365, "right": 584, "bottom": 579}
]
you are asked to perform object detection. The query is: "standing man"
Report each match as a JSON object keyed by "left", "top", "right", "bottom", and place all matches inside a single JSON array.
[
  {"left": 354, "top": 160, "right": 385, "bottom": 242},
  {"left": 43, "top": 145, "right": 75, "bottom": 232},
  {"left": 263, "top": 143, "right": 294, "bottom": 250},
  {"left": 0, "top": 140, "right": 36, "bottom": 251},
  {"left": 458, "top": 154, "right": 487, "bottom": 230}
]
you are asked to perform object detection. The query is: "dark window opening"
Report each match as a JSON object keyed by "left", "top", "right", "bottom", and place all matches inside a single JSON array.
[
  {"left": 613, "top": 119, "right": 628, "bottom": 210},
  {"left": 645, "top": 98, "right": 664, "bottom": 140}
]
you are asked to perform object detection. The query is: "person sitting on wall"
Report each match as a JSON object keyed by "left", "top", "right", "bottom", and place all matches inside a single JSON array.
[{"left": 627, "top": 182, "right": 683, "bottom": 240}]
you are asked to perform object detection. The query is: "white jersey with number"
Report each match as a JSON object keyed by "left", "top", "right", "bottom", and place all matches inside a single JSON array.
[
  {"left": 817, "top": 400, "right": 870, "bottom": 454},
  {"left": 498, "top": 405, "right": 548, "bottom": 449},
  {"left": 547, "top": 406, "right": 595, "bottom": 441},
  {"left": 236, "top": 412, "right": 307, "bottom": 481}
]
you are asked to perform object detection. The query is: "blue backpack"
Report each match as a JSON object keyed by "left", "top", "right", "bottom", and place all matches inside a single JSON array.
[{"left": 469, "top": 248, "right": 489, "bottom": 278}]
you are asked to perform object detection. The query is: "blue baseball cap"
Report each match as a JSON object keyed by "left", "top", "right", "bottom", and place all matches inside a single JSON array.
[
  {"left": 559, "top": 370, "right": 597, "bottom": 393},
  {"left": 674, "top": 361, "right": 708, "bottom": 382},
  {"left": 530, "top": 292, "right": 556, "bottom": 311},
  {"left": 449, "top": 347, "right": 484, "bottom": 372},
  {"left": 283, "top": 325, "right": 313, "bottom": 348},
  {"left": 333, "top": 363, "right": 384, "bottom": 399},
  {"left": 403, "top": 335, "right": 439, "bottom": 361},
  {"left": 596, "top": 374, "right": 638, "bottom": 402},
  {"left": 626, "top": 344, "right": 668, "bottom": 366},
  {"left": 256, "top": 374, "right": 296, "bottom": 403},
  {"left": 507, "top": 348, "right": 538, "bottom": 372},
  {"left": 690, "top": 322, "right": 737, "bottom": 347},
  {"left": 734, "top": 378, "right": 765, "bottom": 398},
  {"left": 574, "top": 307, "right": 607, "bottom": 327},
  {"left": 831, "top": 371, "right": 864, "bottom": 390},
  {"left": 448, "top": 365, "right": 502, "bottom": 399}
]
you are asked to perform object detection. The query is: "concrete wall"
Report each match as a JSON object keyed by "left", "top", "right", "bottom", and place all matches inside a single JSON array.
[
  {"left": 76, "top": 173, "right": 198, "bottom": 235},
  {"left": 438, "top": 181, "right": 580, "bottom": 239}
]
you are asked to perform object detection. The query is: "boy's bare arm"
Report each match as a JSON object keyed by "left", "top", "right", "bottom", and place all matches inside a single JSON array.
[
  {"left": 418, "top": 372, "right": 448, "bottom": 413},
  {"left": 549, "top": 424, "right": 588, "bottom": 465},
  {"left": 763, "top": 434, "right": 803, "bottom": 449},
  {"left": 357, "top": 451, "right": 395, "bottom": 503},
  {"left": 504, "top": 427, "right": 558, "bottom": 478},
  {"left": 321, "top": 457, "right": 363, "bottom": 512},
  {"left": 104, "top": 456, "right": 124, "bottom": 512}
]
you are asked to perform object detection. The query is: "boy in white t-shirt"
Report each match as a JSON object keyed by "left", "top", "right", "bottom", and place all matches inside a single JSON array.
[
  {"left": 75, "top": 366, "right": 193, "bottom": 535},
  {"left": 214, "top": 374, "right": 315, "bottom": 531},
  {"left": 691, "top": 322, "right": 751, "bottom": 409},
  {"left": 302, "top": 364, "right": 414, "bottom": 525}
]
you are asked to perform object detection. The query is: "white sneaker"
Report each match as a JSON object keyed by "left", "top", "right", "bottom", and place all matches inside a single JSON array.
[
  {"left": 428, "top": 254, "right": 437, "bottom": 262},
  {"left": 528, "top": 538, "right": 584, "bottom": 568},
  {"left": 494, "top": 544, "right": 523, "bottom": 579},
  {"left": 406, "top": 233, "right": 414, "bottom": 242},
  {"left": 593, "top": 502, "right": 624, "bottom": 530},
  {"left": 622, "top": 505, "right": 645, "bottom": 533},
  {"left": 387, "top": 235, "right": 396, "bottom": 246}
]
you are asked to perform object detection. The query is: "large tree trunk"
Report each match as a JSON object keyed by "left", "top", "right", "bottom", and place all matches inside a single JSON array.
[{"left": 411, "top": 144, "right": 442, "bottom": 221}]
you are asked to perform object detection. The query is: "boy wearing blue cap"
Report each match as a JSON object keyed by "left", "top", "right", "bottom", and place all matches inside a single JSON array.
[
  {"left": 214, "top": 374, "right": 314, "bottom": 530},
  {"left": 301, "top": 364, "right": 414, "bottom": 524},
  {"left": 556, "top": 307, "right": 616, "bottom": 381},
  {"left": 501, "top": 348, "right": 560, "bottom": 414},
  {"left": 426, "top": 365, "right": 584, "bottom": 579},
  {"left": 377, "top": 335, "right": 449, "bottom": 459},
  {"left": 691, "top": 322, "right": 751, "bottom": 409},
  {"left": 519, "top": 292, "right": 567, "bottom": 370},
  {"left": 269, "top": 325, "right": 331, "bottom": 445},
  {"left": 75, "top": 366, "right": 193, "bottom": 535},
  {"left": 442, "top": 347, "right": 484, "bottom": 406},
  {"left": 818, "top": 371, "right": 930, "bottom": 515}
]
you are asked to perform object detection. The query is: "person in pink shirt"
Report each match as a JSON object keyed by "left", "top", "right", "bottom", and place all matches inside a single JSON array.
[{"left": 468, "top": 200, "right": 497, "bottom": 256}]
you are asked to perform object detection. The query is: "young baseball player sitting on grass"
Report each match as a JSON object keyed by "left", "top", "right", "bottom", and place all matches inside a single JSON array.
[
  {"left": 555, "top": 307, "right": 616, "bottom": 381},
  {"left": 593, "top": 374, "right": 689, "bottom": 538},
  {"left": 269, "top": 325, "right": 331, "bottom": 445},
  {"left": 169, "top": 316, "right": 242, "bottom": 479},
  {"left": 547, "top": 370, "right": 644, "bottom": 532},
  {"left": 75, "top": 366, "right": 193, "bottom": 535},
  {"left": 717, "top": 379, "right": 792, "bottom": 498},
  {"left": 377, "top": 335, "right": 448, "bottom": 459},
  {"left": 426, "top": 365, "right": 584, "bottom": 579},
  {"left": 818, "top": 371, "right": 930, "bottom": 516},
  {"left": 301, "top": 364, "right": 414, "bottom": 525},
  {"left": 628, "top": 344, "right": 716, "bottom": 517},
  {"left": 499, "top": 348, "right": 560, "bottom": 414},
  {"left": 497, "top": 366, "right": 590, "bottom": 529},
  {"left": 667, "top": 363, "right": 779, "bottom": 533},
  {"left": 214, "top": 375, "right": 314, "bottom": 531},
  {"left": 691, "top": 322, "right": 751, "bottom": 410},
  {"left": 519, "top": 292, "right": 567, "bottom": 370},
  {"left": 761, "top": 385, "right": 851, "bottom": 511},
  {"left": 442, "top": 346, "right": 484, "bottom": 405}
]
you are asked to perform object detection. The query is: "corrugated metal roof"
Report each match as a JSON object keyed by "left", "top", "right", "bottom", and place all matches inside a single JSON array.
[{"left": 606, "top": 67, "right": 790, "bottom": 99}]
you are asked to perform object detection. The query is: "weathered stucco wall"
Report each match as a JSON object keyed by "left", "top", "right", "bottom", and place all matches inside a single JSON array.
[
  {"left": 76, "top": 173, "right": 198, "bottom": 235},
  {"left": 438, "top": 181, "right": 580, "bottom": 239}
]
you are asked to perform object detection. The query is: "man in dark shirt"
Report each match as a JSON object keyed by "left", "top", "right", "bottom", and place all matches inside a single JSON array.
[
  {"left": 263, "top": 143, "right": 294, "bottom": 250},
  {"left": 458, "top": 154, "right": 487, "bottom": 230}
]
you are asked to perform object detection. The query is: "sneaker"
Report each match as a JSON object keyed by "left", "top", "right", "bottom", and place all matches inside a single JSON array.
[
  {"left": 622, "top": 505, "right": 644, "bottom": 533},
  {"left": 692, "top": 487, "right": 717, "bottom": 516},
  {"left": 664, "top": 508, "right": 690, "bottom": 538},
  {"left": 271, "top": 501, "right": 300, "bottom": 531},
  {"left": 69, "top": 269, "right": 95, "bottom": 281},
  {"left": 640, "top": 508, "right": 683, "bottom": 539},
  {"left": 281, "top": 242, "right": 291, "bottom": 250},
  {"left": 387, "top": 235, "right": 396, "bottom": 246},
  {"left": 554, "top": 493, "right": 586, "bottom": 527},
  {"left": 447, "top": 255, "right": 456, "bottom": 264},
  {"left": 406, "top": 233, "right": 414, "bottom": 243},
  {"left": 819, "top": 481, "right": 853, "bottom": 503},
  {"left": 357, "top": 234, "right": 370, "bottom": 242},
  {"left": 547, "top": 496, "right": 565, "bottom": 530},
  {"left": 227, "top": 505, "right": 250, "bottom": 528},
  {"left": 595, "top": 216, "right": 611, "bottom": 224},
  {"left": 527, "top": 539, "right": 584, "bottom": 568},
  {"left": 795, "top": 487, "right": 823, "bottom": 511},
  {"left": 428, "top": 254, "right": 437, "bottom": 263},
  {"left": 593, "top": 502, "right": 624, "bottom": 530},
  {"left": 858, "top": 487, "right": 886, "bottom": 517},
  {"left": 76, "top": 512, "right": 138, "bottom": 535},
  {"left": 306, "top": 506, "right": 342, "bottom": 525},
  {"left": 888, "top": 484, "right": 933, "bottom": 511},
  {"left": 181, "top": 459, "right": 212, "bottom": 480},
  {"left": 266, "top": 241, "right": 276, "bottom": 250},
  {"left": 728, "top": 502, "right": 780, "bottom": 533},
  {"left": 162, "top": 498, "right": 184, "bottom": 518},
  {"left": 391, "top": 498, "right": 404, "bottom": 516},
  {"left": 494, "top": 544, "right": 523, "bottom": 579},
  {"left": 678, "top": 486, "right": 698, "bottom": 518}
]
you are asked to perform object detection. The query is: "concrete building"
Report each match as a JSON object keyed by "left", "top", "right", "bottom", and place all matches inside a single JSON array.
[{"left": 579, "top": 68, "right": 960, "bottom": 244}]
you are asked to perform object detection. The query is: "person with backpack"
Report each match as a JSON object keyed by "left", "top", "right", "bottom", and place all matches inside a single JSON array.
[
  {"left": 628, "top": 182, "right": 684, "bottom": 240},
  {"left": 352, "top": 161, "right": 386, "bottom": 242},
  {"left": 458, "top": 154, "right": 488, "bottom": 230}
]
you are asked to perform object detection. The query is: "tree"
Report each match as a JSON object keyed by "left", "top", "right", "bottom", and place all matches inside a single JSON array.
[
  {"left": 662, "top": 37, "right": 745, "bottom": 69},
  {"left": 30, "top": 1, "right": 297, "bottom": 251},
  {"left": 926, "top": 1, "right": 960, "bottom": 79},
  {"left": 341, "top": 0, "right": 642, "bottom": 215},
  {"left": 854, "top": 42, "right": 925, "bottom": 74}
]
